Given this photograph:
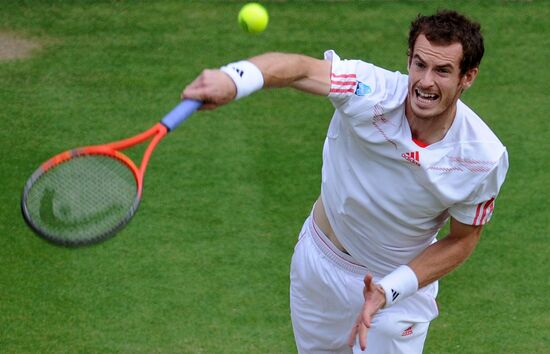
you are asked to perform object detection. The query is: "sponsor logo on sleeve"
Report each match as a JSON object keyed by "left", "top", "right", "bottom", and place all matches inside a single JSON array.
[{"left": 355, "top": 81, "right": 372, "bottom": 96}]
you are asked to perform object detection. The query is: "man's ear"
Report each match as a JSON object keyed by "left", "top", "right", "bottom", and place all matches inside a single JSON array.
[{"left": 461, "top": 67, "right": 479, "bottom": 90}]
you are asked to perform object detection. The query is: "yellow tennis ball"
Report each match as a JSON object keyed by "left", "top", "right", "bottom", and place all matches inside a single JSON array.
[{"left": 238, "top": 3, "right": 269, "bottom": 33}]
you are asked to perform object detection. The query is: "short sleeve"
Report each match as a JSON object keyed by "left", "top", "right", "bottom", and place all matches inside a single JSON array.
[
  {"left": 449, "top": 149, "right": 509, "bottom": 226},
  {"left": 324, "top": 50, "right": 408, "bottom": 119}
]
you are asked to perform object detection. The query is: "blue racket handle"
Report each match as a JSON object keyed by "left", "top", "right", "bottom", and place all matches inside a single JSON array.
[{"left": 160, "top": 99, "right": 202, "bottom": 132}]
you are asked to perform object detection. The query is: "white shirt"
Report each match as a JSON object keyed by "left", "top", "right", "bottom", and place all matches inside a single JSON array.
[{"left": 321, "top": 50, "right": 509, "bottom": 276}]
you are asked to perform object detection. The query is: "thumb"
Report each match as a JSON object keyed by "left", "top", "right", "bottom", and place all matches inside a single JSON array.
[{"left": 363, "top": 273, "right": 373, "bottom": 295}]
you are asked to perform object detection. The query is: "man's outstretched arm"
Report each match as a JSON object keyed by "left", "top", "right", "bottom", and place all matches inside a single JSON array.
[{"left": 182, "top": 52, "right": 331, "bottom": 109}]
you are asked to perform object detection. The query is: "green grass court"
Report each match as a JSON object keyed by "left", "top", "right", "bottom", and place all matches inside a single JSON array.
[{"left": 1, "top": 1, "right": 548, "bottom": 353}]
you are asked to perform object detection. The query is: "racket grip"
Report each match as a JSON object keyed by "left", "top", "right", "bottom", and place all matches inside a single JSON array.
[{"left": 160, "top": 99, "right": 202, "bottom": 131}]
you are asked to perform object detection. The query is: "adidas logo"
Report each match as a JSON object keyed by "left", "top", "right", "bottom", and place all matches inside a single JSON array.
[
  {"left": 230, "top": 66, "right": 244, "bottom": 78},
  {"left": 401, "top": 151, "right": 420, "bottom": 166},
  {"left": 391, "top": 288, "right": 400, "bottom": 302},
  {"left": 233, "top": 67, "right": 244, "bottom": 77},
  {"left": 401, "top": 326, "right": 413, "bottom": 337}
]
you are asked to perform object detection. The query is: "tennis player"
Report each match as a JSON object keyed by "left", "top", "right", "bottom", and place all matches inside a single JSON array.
[{"left": 182, "top": 10, "right": 508, "bottom": 354}]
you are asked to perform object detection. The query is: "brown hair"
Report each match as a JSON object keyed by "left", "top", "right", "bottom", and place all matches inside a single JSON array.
[{"left": 408, "top": 10, "right": 484, "bottom": 75}]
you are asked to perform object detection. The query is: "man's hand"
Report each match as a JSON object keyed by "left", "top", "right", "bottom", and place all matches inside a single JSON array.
[
  {"left": 348, "top": 273, "right": 386, "bottom": 351},
  {"left": 181, "top": 69, "right": 237, "bottom": 110}
]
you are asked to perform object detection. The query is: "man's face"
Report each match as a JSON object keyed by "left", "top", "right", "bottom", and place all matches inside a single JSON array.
[{"left": 407, "top": 34, "right": 477, "bottom": 120}]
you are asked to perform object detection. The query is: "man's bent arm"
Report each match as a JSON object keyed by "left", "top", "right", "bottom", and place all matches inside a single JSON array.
[{"left": 409, "top": 217, "right": 483, "bottom": 288}]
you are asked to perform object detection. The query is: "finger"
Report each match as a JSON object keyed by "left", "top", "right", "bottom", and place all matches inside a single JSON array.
[
  {"left": 362, "top": 273, "right": 373, "bottom": 297},
  {"left": 364, "top": 273, "right": 373, "bottom": 288},
  {"left": 359, "top": 321, "right": 368, "bottom": 351},
  {"left": 181, "top": 86, "right": 208, "bottom": 101},
  {"left": 361, "top": 300, "right": 372, "bottom": 328},
  {"left": 362, "top": 310, "right": 372, "bottom": 328},
  {"left": 180, "top": 71, "right": 212, "bottom": 100},
  {"left": 348, "top": 322, "right": 359, "bottom": 347},
  {"left": 180, "top": 85, "right": 216, "bottom": 110},
  {"left": 201, "top": 103, "right": 222, "bottom": 110},
  {"left": 181, "top": 90, "right": 217, "bottom": 110}
]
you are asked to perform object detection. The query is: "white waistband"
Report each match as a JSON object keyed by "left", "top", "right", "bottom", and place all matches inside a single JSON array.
[{"left": 307, "top": 215, "right": 367, "bottom": 275}]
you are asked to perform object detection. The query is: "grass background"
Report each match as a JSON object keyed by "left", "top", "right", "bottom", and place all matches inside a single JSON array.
[{"left": 0, "top": 1, "right": 548, "bottom": 353}]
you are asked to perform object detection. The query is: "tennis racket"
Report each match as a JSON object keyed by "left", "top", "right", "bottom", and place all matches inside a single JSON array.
[{"left": 21, "top": 99, "right": 202, "bottom": 247}]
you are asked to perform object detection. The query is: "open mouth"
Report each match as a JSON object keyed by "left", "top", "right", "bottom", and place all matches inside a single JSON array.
[{"left": 415, "top": 88, "right": 439, "bottom": 104}]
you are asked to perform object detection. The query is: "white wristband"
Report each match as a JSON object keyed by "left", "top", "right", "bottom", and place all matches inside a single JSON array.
[
  {"left": 220, "top": 60, "right": 264, "bottom": 100},
  {"left": 378, "top": 265, "right": 418, "bottom": 307}
]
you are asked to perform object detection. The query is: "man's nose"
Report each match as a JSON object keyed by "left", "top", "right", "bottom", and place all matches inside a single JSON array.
[{"left": 419, "top": 70, "right": 436, "bottom": 87}]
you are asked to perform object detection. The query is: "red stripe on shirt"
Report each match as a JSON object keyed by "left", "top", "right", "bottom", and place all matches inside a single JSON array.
[
  {"left": 331, "top": 80, "right": 356, "bottom": 86},
  {"left": 479, "top": 198, "right": 495, "bottom": 224},
  {"left": 331, "top": 73, "right": 356, "bottom": 79},
  {"left": 330, "top": 88, "right": 355, "bottom": 93},
  {"left": 473, "top": 202, "right": 483, "bottom": 225}
]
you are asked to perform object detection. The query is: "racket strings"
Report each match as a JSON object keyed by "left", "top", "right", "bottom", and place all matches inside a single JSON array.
[{"left": 23, "top": 154, "right": 138, "bottom": 245}]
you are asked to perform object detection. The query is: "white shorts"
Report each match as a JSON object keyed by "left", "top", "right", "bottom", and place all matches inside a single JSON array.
[{"left": 290, "top": 215, "right": 439, "bottom": 354}]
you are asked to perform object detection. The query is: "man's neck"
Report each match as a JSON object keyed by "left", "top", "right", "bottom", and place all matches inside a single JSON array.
[{"left": 405, "top": 98, "right": 458, "bottom": 145}]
